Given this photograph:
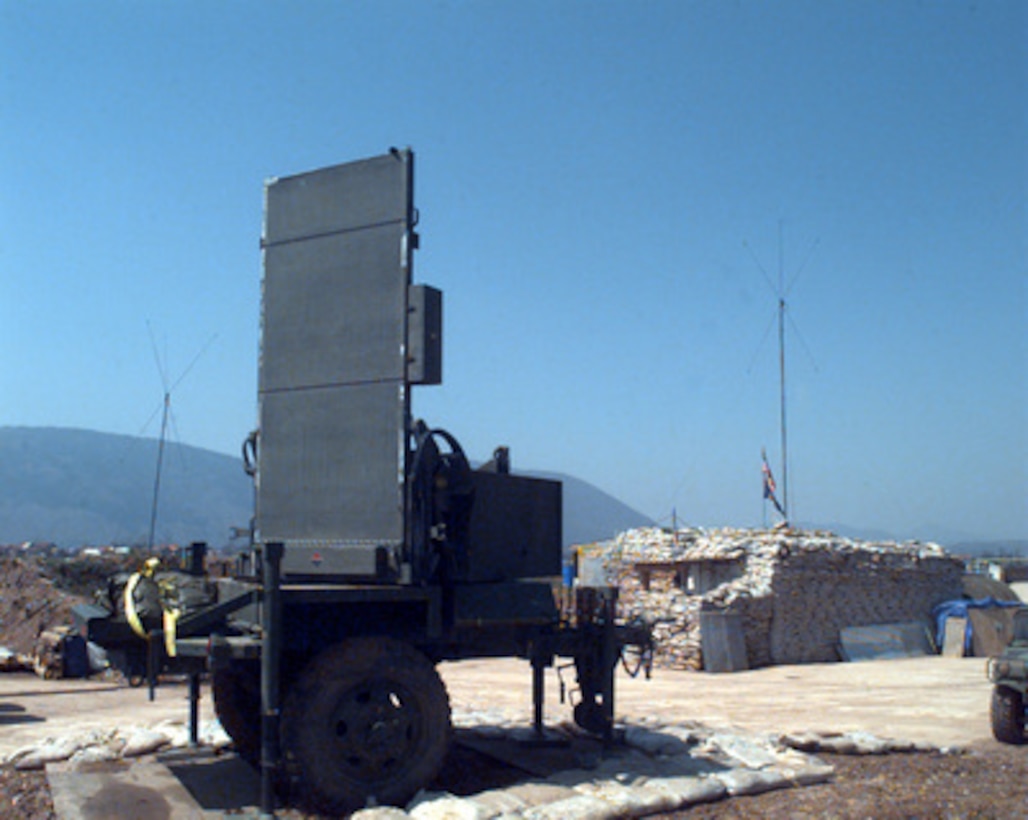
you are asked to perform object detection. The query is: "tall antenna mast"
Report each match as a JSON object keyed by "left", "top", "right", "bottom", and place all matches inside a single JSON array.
[
  {"left": 777, "top": 220, "right": 789, "bottom": 517},
  {"left": 148, "top": 391, "right": 171, "bottom": 551},
  {"left": 143, "top": 325, "right": 218, "bottom": 550},
  {"left": 745, "top": 221, "right": 820, "bottom": 523}
]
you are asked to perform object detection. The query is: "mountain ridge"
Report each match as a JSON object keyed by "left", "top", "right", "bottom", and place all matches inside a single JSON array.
[
  {"left": 0, "top": 426, "right": 652, "bottom": 550},
  {"left": 4, "top": 427, "right": 1015, "bottom": 555}
]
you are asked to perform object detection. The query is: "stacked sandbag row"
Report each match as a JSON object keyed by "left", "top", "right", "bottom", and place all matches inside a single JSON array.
[
  {"left": 588, "top": 527, "right": 716, "bottom": 670},
  {"left": 592, "top": 527, "right": 964, "bottom": 670},
  {"left": 763, "top": 537, "right": 962, "bottom": 663}
]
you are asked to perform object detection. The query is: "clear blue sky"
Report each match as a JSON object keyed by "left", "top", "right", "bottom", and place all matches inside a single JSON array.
[{"left": 2, "top": 1, "right": 1025, "bottom": 543}]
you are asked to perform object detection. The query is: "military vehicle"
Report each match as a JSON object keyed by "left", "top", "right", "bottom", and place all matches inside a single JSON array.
[
  {"left": 987, "top": 606, "right": 1028, "bottom": 744},
  {"left": 76, "top": 149, "right": 651, "bottom": 814}
]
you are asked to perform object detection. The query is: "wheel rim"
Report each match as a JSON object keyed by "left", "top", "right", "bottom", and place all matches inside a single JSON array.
[
  {"left": 329, "top": 677, "right": 422, "bottom": 784},
  {"left": 282, "top": 637, "right": 452, "bottom": 812}
]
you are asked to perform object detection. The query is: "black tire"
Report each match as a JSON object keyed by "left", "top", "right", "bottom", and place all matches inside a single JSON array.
[
  {"left": 281, "top": 637, "right": 451, "bottom": 815},
  {"left": 212, "top": 660, "right": 262, "bottom": 764},
  {"left": 991, "top": 685, "right": 1026, "bottom": 745}
]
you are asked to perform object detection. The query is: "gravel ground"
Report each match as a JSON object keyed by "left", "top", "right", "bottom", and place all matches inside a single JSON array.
[
  {"left": 2, "top": 739, "right": 1026, "bottom": 819},
  {"left": 670, "top": 741, "right": 1028, "bottom": 819}
]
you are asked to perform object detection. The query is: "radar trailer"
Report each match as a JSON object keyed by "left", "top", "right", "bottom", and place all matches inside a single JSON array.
[{"left": 75, "top": 149, "right": 651, "bottom": 816}]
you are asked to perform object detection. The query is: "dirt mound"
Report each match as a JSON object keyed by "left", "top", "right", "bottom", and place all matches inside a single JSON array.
[
  {"left": 0, "top": 556, "right": 81, "bottom": 656},
  {"left": 962, "top": 572, "right": 1021, "bottom": 602},
  {"left": 0, "top": 553, "right": 132, "bottom": 657}
]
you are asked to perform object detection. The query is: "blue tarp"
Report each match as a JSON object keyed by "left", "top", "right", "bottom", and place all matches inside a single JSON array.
[{"left": 932, "top": 597, "right": 1024, "bottom": 655}]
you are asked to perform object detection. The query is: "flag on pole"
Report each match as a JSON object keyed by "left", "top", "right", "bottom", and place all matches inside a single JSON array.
[{"left": 761, "top": 449, "right": 786, "bottom": 518}]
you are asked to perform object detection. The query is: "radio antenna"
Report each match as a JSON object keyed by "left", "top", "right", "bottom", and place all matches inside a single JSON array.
[
  {"left": 143, "top": 323, "right": 218, "bottom": 550},
  {"left": 744, "top": 221, "right": 819, "bottom": 520}
]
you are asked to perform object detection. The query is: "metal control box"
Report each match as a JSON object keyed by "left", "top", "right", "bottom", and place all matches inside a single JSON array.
[
  {"left": 466, "top": 472, "right": 562, "bottom": 582},
  {"left": 408, "top": 284, "right": 442, "bottom": 385}
]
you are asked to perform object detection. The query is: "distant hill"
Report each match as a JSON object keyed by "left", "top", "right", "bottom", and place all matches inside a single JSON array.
[
  {"left": 0, "top": 427, "right": 651, "bottom": 550},
  {"left": 0, "top": 427, "right": 252, "bottom": 548},
  {"left": 948, "top": 539, "right": 1028, "bottom": 558}
]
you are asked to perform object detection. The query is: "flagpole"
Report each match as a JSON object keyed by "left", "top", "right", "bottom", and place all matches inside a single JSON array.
[
  {"left": 749, "top": 220, "right": 818, "bottom": 528},
  {"left": 777, "top": 220, "right": 789, "bottom": 521},
  {"left": 779, "top": 294, "right": 788, "bottom": 520}
]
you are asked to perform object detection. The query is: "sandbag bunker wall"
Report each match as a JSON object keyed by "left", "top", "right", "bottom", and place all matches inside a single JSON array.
[{"left": 586, "top": 527, "right": 965, "bottom": 670}]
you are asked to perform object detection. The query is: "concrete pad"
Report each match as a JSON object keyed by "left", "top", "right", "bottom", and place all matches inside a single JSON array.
[
  {"left": 440, "top": 655, "right": 994, "bottom": 748},
  {"left": 159, "top": 747, "right": 262, "bottom": 814},
  {"left": 47, "top": 758, "right": 205, "bottom": 820},
  {"left": 456, "top": 729, "right": 594, "bottom": 778},
  {"left": 48, "top": 749, "right": 264, "bottom": 820}
]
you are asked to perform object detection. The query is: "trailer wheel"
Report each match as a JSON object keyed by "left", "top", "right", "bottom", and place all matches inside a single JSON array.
[
  {"left": 212, "top": 660, "right": 261, "bottom": 763},
  {"left": 281, "top": 637, "right": 451, "bottom": 815},
  {"left": 991, "top": 685, "right": 1026, "bottom": 744}
]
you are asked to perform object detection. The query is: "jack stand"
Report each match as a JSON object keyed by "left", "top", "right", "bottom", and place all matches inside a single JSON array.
[
  {"left": 188, "top": 672, "right": 201, "bottom": 746},
  {"left": 522, "top": 652, "right": 568, "bottom": 749},
  {"left": 260, "top": 542, "right": 284, "bottom": 819}
]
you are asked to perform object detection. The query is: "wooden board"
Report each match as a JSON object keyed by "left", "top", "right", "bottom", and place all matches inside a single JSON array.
[
  {"left": 941, "top": 616, "right": 967, "bottom": 657},
  {"left": 700, "top": 611, "right": 749, "bottom": 673}
]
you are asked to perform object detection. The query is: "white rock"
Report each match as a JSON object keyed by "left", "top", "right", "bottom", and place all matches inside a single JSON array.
[
  {"left": 845, "top": 731, "right": 895, "bottom": 755},
  {"left": 575, "top": 779, "right": 680, "bottom": 817},
  {"left": 200, "top": 719, "right": 232, "bottom": 748},
  {"left": 642, "top": 774, "right": 727, "bottom": 808},
  {"left": 701, "top": 733, "right": 783, "bottom": 769},
  {"left": 623, "top": 725, "right": 692, "bottom": 756},
  {"left": 504, "top": 781, "right": 577, "bottom": 807},
  {"left": 714, "top": 767, "right": 789, "bottom": 796},
  {"left": 352, "top": 808, "right": 412, "bottom": 820},
  {"left": 659, "top": 724, "right": 702, "bottom": 745},
  {"left": 589, "top": 751, "right": 663, "bottom": 782},
  {"left": 521, "top": 793, "right": 619, "bottom": 820},
  {"left": 468, "top": 787, "right": 529, "bottom": 816},
  {"left": 409, "top": 795, "right": 487, "bottom": 820},
  {"left": 13, "top": 737, "right": 82, "bottom": 770},
  {"left": 121, "top": 728, "right": 171, "bottom": 757},
  {"left": 769, "top": 761, "right": 835, "bottom": 787},
  {"left": 68, "top": 744, "right": 122, "bottom": 764}
]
